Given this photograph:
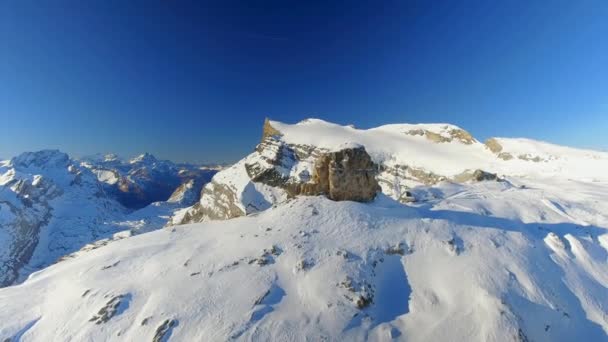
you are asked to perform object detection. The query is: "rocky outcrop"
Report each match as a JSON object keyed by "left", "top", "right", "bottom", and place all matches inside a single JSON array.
[
  {"left": 518, "top": 154, "right": 543, "bottom": 162},
  {"left": 453, "top": 169, "right": 500, "bottom": 183},
  {"left": 285, "top": 146, "right": 380, "bottom": 202},
  {"left": 484, "top": 138, "right": 503, "bottom": 153},
  {"left": 498, "top": 152, "right": 514, "bottom": 161},
  {"left": 179, "top": 181, "right": 246, "bottom": 222},
  {"left": 485, "top": 139, "right": 545, "bottom": 162},
  {"left": 261, "top": 118, "right": 282, "bottom": 142},
  {"left": 167, "top": 179, "right": 204, "bottom": 205},
  {"left": 406, "top": 127, "right": 476, "bottom": 145},
  {"left": 245, "top": 136, "right": 379, "bottom": 202},
  {"left": 177, "top": 135, "right": 381, "bottom": 224}
]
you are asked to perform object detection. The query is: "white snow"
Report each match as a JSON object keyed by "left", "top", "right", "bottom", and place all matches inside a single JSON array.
[{"left": 0, "top": 176, "right": 607, "bottom": 341}]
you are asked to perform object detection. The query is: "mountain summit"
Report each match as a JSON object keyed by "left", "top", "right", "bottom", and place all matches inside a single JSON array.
[{"left": 175, "top": 118, "right": 608, "bottom": 224}]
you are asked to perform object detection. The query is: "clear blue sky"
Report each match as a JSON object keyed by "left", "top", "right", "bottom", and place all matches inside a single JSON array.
[{"left": 1, "top": 1, "right": 607, "bottom": 163}]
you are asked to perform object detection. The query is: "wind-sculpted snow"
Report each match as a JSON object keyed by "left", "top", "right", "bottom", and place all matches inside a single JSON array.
[{"left": 0, "top": 177, "right": 607, "bottom": 341}]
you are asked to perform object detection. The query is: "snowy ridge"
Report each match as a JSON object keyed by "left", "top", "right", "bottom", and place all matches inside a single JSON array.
[{"left": 270, "top": 118, "right": 608, "bottom": 180}]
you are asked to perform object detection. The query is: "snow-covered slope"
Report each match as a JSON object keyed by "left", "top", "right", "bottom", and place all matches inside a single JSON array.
[{"left": 1, "top": 177, "right": 607, "bottom": 341}]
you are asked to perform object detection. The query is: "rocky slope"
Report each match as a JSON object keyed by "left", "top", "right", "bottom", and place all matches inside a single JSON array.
[{"left": 175, "top": 118, "right": 608, "bottom": 225}]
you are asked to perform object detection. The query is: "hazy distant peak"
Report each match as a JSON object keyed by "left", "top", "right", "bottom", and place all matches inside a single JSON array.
[
  {"left": 129, "top": 152, "right": 158, "bottom": 164},
  {"left": 10, "top": 149, "right": 70, "bottom": 170}
]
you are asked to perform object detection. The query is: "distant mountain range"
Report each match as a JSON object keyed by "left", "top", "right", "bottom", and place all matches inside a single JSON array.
[
  {"left": 0, "top": 150, "right": 218, "bottom": 287},
  {"left": 80, "top": 152, "right": 219, "bottom": 209}
]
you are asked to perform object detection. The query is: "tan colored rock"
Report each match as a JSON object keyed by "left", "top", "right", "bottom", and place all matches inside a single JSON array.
[
  {"left": 449, "top": 128, "right": 475, "bottom": 145},
  {"left": 453, "top": 169, "right": 500, "bottom": 183},
  {"left": 518, "top": 154, "right": 543, "bottom": 162},
  {"left": 287, "top": 146, "right": 380, "bottom": 202},
  {"left": 179, "top": 182, "right": 245, "bottom": 222},
  {"left": 261, "top": 118, "right": 282, "bottom": 142},
  {"left": 498, "top": 152, "right": 514, "bottom": 161},
  {"left": 424, "top": 131, "right": 447, "bottom": 143},
  {"left": 407, "top": 167, "right": 446, "bottom": 185},
  {"left": 484, "top": 138, "right": 503, "bottom": 153},
  {"left": 408, "top": 128, "right": 475, "bottom": 145}
]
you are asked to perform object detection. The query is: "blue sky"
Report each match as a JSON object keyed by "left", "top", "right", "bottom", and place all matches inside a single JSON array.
[{"left": 1, "top": 0, "right": 606, "bottom": 163}]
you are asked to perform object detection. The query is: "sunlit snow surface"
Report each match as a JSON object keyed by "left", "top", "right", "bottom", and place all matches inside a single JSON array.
[{"left": 1, "top": 176, "right": 607, "bottom": 341}]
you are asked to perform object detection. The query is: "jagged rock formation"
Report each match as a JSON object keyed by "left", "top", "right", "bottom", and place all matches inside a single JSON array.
[
  {"left": 284, "top": 146, "right": 380, "bottom": 202},
  {"left": 261, "top": 117, "right": 283, "bottom": 141},
  {"left": 249, "top": 129, "right": 380, "bottom": 202}
]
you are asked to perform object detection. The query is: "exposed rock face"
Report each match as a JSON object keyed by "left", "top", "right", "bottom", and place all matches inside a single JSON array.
[
  {"left": 406, "top": 127, "right": 476, "bottom": 145},
  {"left": 485, "top": 139, "right": 545, "bottom": 162},
  {"left": 453, "top": 169, "right": 500, "bottom": 183},
  {"left": 179, "top": 181, "right": 246, "bottom": 222},
  {"left": 167, "top": 179, "right": 204, "bottom": 205},
  {"left": 261, "top": 118, "right": 282, "bottom": 142},
  {"left": 485, "top": 139, "right": 516, "bottom": 161},
  {"left": 498, "top": 152, "right": 514, "bottom": 161},
  {"left": 176, "top": 135, "right": 380, "bottom": 224},
  {"left": 245, "top": 137, "right": 379, "bottom": 202},
  {"left": 518, "top": 154, "right": 543, "bottom": 162},
  {"left": 484, "top": 138, "right": 503, "bottom": 153},
  {"left": 285, "top": 146, "right": 380, "bottom": 202}
]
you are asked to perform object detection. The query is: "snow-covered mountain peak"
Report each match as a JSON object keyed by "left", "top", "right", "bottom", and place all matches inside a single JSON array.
[
  {"left": 9, "top": 150, "right": 71, "bottom": 170},
  {"left": 176, "top": 118, "right": 608, "bottom": 226},
  {"left": 129, "top": 152, "right": 158, "bottom": 165},
  {"left": 102, "top": 153, "right": 120, "bottom": 162}
]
